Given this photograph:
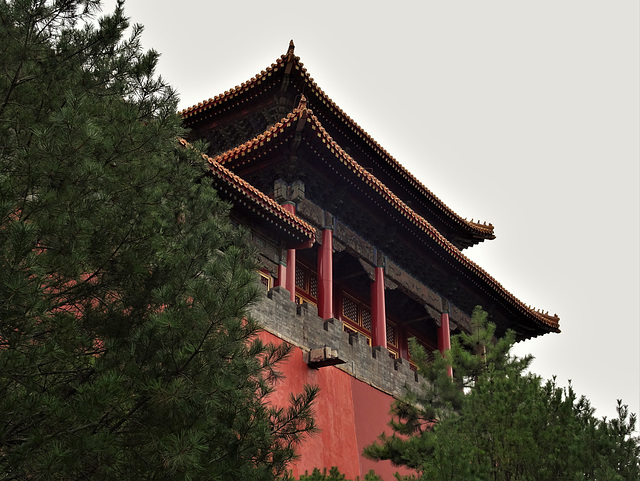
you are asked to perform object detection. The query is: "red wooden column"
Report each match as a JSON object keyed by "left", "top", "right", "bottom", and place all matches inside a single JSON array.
[
  {"left": 274, "top": 179, "right": 306, "bottom": 303},
  {"left": 370, "top": 254, "right": 387, "bottom": 348},
  {"left": 317, "top": 227, "right": 333, "bottom": 319},
  {"left": 282, "top": 201, "right": 297, "bottom": 302},
  {"left": 275, "top": 257, "right": 287, "bottom": 289},
  {"left": 437, "top": 310, "right": 453, "bottom": 377}
]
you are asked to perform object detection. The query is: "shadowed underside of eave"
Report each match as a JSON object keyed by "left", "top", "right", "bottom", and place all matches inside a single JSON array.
[{"left": 198, "top": 105, "right": 559, "bottom": 337}]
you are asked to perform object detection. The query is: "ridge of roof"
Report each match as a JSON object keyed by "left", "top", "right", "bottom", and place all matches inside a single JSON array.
[
  {"left": 179, "top": 43, "right": 494, "bottom": 243},
  {"left": 289, "top": 56, "right": 495, "bottom": 241},
  {"left": 209, "top": 106, "right": 559, "bottom": 332},
  {"left": 180, "top": 58, "right": 288, "bottom": 119},
  {"left": 178, "top": 138, "right": 316, "bottom": 242}
]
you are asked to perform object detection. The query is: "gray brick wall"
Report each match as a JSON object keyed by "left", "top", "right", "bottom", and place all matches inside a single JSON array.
[{"left": 250, "top": 286, "right": 425, "bottom": 399}]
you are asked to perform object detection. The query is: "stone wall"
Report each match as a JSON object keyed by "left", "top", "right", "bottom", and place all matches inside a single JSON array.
[{"left": 250, "top": 286, "right": 424, "bottom": 399}]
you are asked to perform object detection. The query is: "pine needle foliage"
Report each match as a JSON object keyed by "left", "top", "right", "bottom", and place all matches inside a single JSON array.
[
  {"left": 0, "top": 1, "right": 317, "bottom": 479},
  {"left": 285, "top": 466, "right": 382, "bottom": 481},
  {"left": 364, "top": 306, "right": 640, "bottom": 481}
]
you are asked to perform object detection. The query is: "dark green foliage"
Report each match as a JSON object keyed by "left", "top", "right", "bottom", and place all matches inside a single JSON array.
[
  {"left": 286, "top": 466, "right": 382, "bottom": 481},
  {"left": 365, "top": 306, "right": 640, "bottom": 481},
  {"left": 0, "top": 1, "right": 316, "bottom": 479}
]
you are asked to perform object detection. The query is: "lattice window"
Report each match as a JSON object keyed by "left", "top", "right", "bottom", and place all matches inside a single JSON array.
[
  {"left": 343, "top": 324, "right": 371, "bottom": 346},
  {"left": 258, "top": 271, "right": 272, "bottom": 293},
  {"left": 342, "top": 296, "right": 358, "bottom": 322},
  {"left": 343, "top": 324, "right": 356, "bottom": 336},
  {"left": 295, "top": 268, "right": 305, "bottom": 289},
  {"left": 362, "top": 308, "right": 372, "bottom": 331},
  {"left": 386, "top": 321, "right": 397, "bottom": 346},
  {"left": 339, "top": 291, "right": 375, "bottom": 347},
  {"left": 295, "top": 261, "right": 318, "bottom": 305},
  {"left": 309, "top": 276, "right": 318, "bottom": 298},
  {"left": 295, "top": 294, "right": 316, "bottom": 307}
]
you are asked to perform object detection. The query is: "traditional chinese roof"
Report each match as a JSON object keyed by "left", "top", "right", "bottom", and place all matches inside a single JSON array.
[
  {"left": 181, "top": 41, "right": 494, "bottom": 250},
  {"left": 207, "top": 104, "right": 559, "bottom": 335},
  {"left": 179, "top": 138, "right": 315, "bottom": 247}
]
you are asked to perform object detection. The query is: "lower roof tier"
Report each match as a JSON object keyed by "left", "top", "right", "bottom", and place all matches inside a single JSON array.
[{"left": 192, "top": 112, "right": 559, "bottom": 339}]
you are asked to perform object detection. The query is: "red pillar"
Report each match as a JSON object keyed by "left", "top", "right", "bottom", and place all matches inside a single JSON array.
[
  {"left": 438, "top": 312, "right": 453, "bottom": 378},
  {"left": 371, "top": 266, "right": 387, "bottom": 349},
  {"left": 317, "top": 229, "right": 333, "bottom": 319},
  {"left": 275, "top": 262, "right": 287, "bottom": 288},
  {"left": 286, "top": 249, "right": 296, "bottom": 302},
  {"left": 282, "top": 202, "right": 297, "bottom": 302}
]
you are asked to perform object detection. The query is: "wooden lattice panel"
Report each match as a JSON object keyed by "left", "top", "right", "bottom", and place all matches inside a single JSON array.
[
  {"left": 342, "top": 296, "right": 358, "bottom": 323},
  {"left": 386, "top": 322, "right": 397, "bottom": 346},
  {"left": 362, "top": 308, "right": 372, "bottom": 331},
  {"left": 295, "top": 268, "right": 305, "bottom": 289},
  {"left": 309, "top": 276, "right": 318, "bottom": 298}
]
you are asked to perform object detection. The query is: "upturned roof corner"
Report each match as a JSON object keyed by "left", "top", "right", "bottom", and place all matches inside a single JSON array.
[{"left": 179, "top": 43, "right": 559, "bottom": 337}]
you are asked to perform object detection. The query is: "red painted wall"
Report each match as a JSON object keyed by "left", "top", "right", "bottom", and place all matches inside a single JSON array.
[
  {"left": 258, "top": 330, "right": 413, "bottom": 480},
  {"left": 350, "top": 378, "right": 413, "bottom": 479}
]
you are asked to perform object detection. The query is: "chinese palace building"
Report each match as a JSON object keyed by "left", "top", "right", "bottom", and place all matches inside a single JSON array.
[{"left": 180, "top": 41, "right": 560, "bottom": 479}]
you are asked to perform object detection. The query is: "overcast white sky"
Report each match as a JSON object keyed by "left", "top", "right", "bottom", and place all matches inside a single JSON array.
[{"left": 105, "top": 0, "right": 639, "bottom": 422}]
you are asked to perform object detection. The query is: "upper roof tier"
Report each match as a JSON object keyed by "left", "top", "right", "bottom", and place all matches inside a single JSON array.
[{"left": 181, "top": 41, "right": 495, "bottom": 250}]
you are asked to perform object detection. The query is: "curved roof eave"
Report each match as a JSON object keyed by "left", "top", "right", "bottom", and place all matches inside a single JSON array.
[
  {"left": 208, "top": 106, "right": 560, "bottom": 334},
  {"left": 179, "top": 138, "right": 316, "bottom": 246},
  {"left": 180, "top": 41, "right": 495, "bottom": 246}
]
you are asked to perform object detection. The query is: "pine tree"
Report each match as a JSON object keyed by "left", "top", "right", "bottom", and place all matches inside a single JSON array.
[
  {"left": 0, "top": 1, "right": 316, "bottom": 479},
  {"left": 364, "top": 306, "right": 640, "bottom": 481},
  {"left": 286, "top": 466, "right": 382, "bottom": 481}
]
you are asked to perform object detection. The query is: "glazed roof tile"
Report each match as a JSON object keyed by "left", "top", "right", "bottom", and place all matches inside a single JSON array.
[
  {"left": 180, "top": 41, "right": 495, "bottom": 243},
  {"left": 179, "top": 138, "right": 316, "bottom": 243},
  {"left": 209, "top": 106, "right": 559, "bottom": 332}
]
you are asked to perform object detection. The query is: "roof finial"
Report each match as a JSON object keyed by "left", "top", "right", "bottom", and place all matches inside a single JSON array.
[{"left": 284, "top": 40, "right": 297, "bottom": 75}]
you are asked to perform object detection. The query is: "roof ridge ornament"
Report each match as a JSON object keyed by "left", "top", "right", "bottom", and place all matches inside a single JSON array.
[
  {"left": 285, "top": 40, "right": 296, "bottom": 75},
  {"left": 297, "top": 95, "right": 307, "bottom": 110}
]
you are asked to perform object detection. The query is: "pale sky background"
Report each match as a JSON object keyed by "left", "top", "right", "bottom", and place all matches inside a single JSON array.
[{"left": 104, "top": 1, "right": 639, "bottom": 422}]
